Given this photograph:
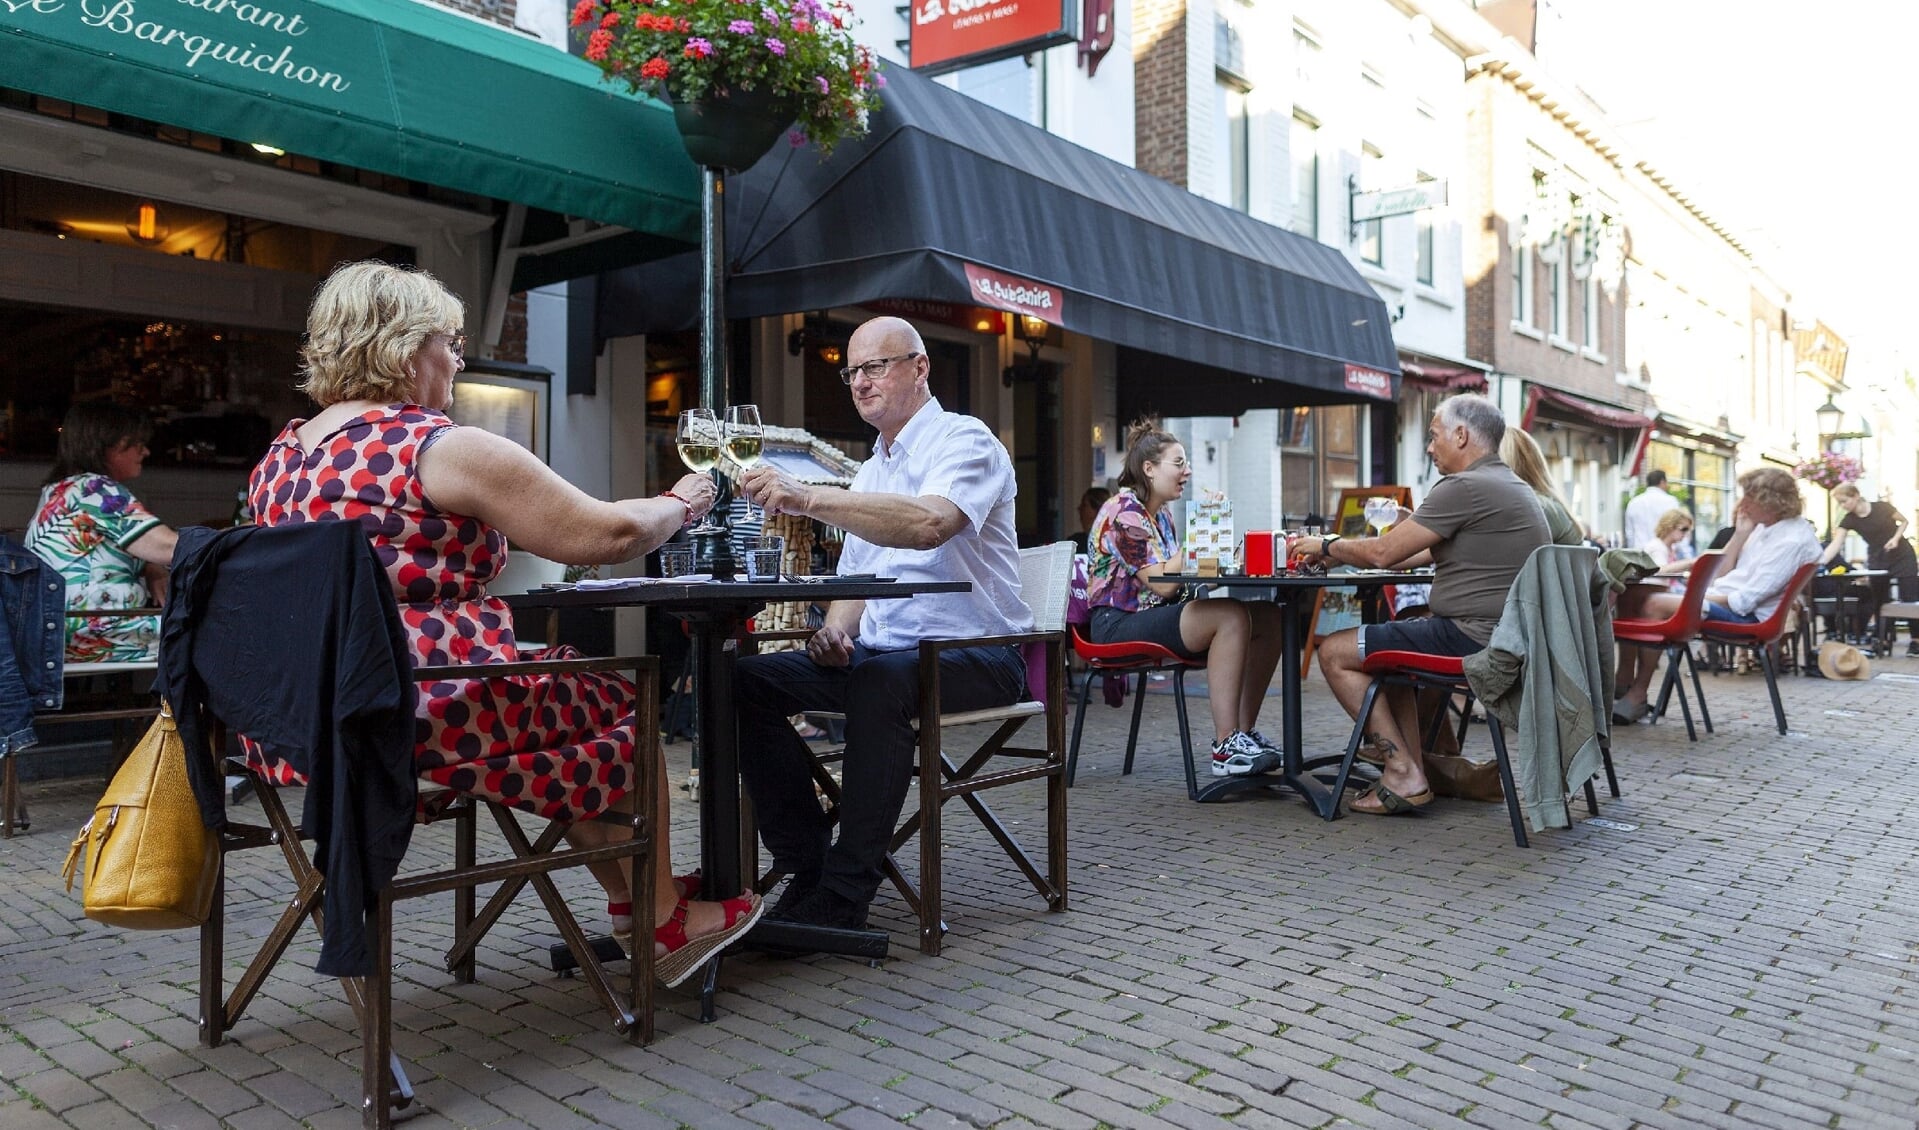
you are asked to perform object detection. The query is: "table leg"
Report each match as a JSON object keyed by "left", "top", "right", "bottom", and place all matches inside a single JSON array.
[
  {"left": 1281, "top": 589, "right": 1349, "bottom": 819},
  {"left": 692, "top": 618, "right": 742, "bottom": 897}
]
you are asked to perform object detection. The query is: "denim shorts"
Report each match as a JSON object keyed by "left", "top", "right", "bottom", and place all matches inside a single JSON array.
[
  {"left": 1359, "top": 616, "right": 1482, "bottom": 660},
  {"left": 1704, "top": 602, "right": 1758, "bottom": 624}
]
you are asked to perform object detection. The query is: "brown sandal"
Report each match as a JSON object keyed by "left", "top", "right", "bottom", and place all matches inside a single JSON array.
[{"left": 1349, "top": 781, "right": 1434, "bottom": 816}]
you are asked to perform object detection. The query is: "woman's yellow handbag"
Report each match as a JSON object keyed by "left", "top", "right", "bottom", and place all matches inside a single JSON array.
[{"left": 61, "top": 704, "right": 219, "bottom": 929}]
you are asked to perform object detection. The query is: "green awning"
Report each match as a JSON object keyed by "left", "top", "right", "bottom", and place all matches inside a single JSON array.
[{"left": 1, "top": 0, "right": 699, "bottom": 244}]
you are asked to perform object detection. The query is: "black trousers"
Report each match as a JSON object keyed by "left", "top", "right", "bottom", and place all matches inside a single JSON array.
[{"left": 736, "top": 642, "right": 1026, "bottom": 905}]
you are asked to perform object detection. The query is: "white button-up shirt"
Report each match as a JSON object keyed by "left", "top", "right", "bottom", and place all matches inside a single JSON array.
[
  {"left": 1624, "top": 485, "right": 1680, "bottom": 552},
  {"left": 838, "top": 398, "right": 1032, "bottom": 652},
  {"left": 1717, "top": 517, "right": 1821, "bottom": 620}
]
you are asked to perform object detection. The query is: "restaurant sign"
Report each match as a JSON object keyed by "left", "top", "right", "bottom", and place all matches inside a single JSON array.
[
  {"left": 2, "top": 0, "right": 363, "bottom": 105},
  {"left": 909, "top": 0, "right": 1078, "bottom": 75},
  {"left": 1342, "top": 364, "right": 1395, "bottom": 400},
  {"left": 864, "top": 298, "right": 1006, "bottom": 336},
  {"left": 963, "top": 264, "right": 1063, "bottom": 325}
]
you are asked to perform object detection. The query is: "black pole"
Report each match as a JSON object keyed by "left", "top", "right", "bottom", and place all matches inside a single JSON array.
[{"left": 695, "top": 165, "right": 740, "bottom": 579}]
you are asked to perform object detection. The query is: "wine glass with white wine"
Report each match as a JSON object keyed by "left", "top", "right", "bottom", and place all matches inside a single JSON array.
[
  {"left": 724, "top": 404, "right": 766, "bottom": 525},
  {"left": 676, "top": 407, "right": 724, "bottom": 533},
  {"left": 1363, "top": 496, "right": 1399, "bottom": 537}
]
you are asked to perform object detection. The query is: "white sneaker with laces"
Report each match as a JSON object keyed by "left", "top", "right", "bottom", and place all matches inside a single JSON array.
[
  {"left": 1211, "top": 731, "right": 1273, "bottom": 776},
  {"left": 1244, "top": 729, "right": 1284, "bottom": 774}
]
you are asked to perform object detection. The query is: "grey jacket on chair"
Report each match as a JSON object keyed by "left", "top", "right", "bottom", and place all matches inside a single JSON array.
[{"left": 1462, "top": 545, "right": 1615, "bottom": 832}]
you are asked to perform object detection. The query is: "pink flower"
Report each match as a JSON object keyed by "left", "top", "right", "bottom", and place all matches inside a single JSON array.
[
  {"left": 814, "top": 74, "right": 830, "bottom": 94},
  {"left": 728, "top": 18, "right": 755, "bottom": 32},
  {"left": 764, "top": 36, "right": 785, "bottom": 55}
]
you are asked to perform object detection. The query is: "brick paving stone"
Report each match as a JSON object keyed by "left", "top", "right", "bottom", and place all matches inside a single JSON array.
[{"left": 5, "top": 666, "right": 1919, "bottom": 1127}]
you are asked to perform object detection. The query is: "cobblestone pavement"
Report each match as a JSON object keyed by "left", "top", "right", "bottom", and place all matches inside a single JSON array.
[{"left": 4, "top": 653, "right": 1917, "bottom": 1128}]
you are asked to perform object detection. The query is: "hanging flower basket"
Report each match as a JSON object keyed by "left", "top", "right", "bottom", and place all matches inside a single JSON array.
[
  {"left": 1793, "top": 451, "right": 1863, "bottom": 491},
  {"left": 574, "top": 0, "right": 881, "bottom": 165}
]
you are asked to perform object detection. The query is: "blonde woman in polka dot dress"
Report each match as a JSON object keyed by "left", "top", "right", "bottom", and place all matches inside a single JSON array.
[{"left": 247, "top": 261, "right": 761, "bottom": 985}]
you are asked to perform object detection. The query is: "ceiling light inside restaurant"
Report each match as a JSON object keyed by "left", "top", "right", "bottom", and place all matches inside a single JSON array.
[
  {"left": 817, "top": 344, "right": 843, "bottom": 365},
  {"left": 124, "top": 200, "right": 169, "bottom": 245}
]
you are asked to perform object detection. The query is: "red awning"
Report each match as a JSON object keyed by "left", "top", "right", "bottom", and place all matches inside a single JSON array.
[
  {"left": 1399, "top": 360, "right": 1489, "bottom": 391},
  {"left": 1522, "top": 386, "right": 1654, "bottom": 430}
]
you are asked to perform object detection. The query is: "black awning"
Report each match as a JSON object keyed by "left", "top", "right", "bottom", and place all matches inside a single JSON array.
[{"left": 599, "top": 62, "right": 1397, "bottom": 405}]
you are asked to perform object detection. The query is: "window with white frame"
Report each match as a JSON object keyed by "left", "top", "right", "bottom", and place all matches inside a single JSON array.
[
  {"left": 1512, "top": 239, "right": 1533, "bottom": 325},
  {"left": 1359, "top": 143, "right": 1383, "bottom": 266},
  {"left": 1293, "top": 24, "right": 1321, "bottom": 87},
  {"left": 1581, "top": 274, "right": 1599, "bottom": 347},
  {"left": 1415, "top": 170, "right": 1436, "bottom": 286},
  {"left": 1548, "top": 239, "right": 1566, "bottom": 337},
  {"left": 1291, "top": 113, "right": 1319, "bottom": 238},
  {"left": 1214, "top": 80, "right": 1250, "bottom": 212}
]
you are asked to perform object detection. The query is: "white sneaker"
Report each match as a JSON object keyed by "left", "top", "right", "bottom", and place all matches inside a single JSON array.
[
  {"left": 1212, "top": 731, "right": 1278, "bottom": 776},
  {"left": 1244, "top": 729, "right": 1284, "bottom": 773}
]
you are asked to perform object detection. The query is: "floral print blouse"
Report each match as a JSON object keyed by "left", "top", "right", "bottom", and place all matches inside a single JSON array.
[
  {"left": 26, "top": 474, "right": 163, "bottom": 662},
  {"left": 1085, "top": 488, "right": 1180, "bottom": 612}
]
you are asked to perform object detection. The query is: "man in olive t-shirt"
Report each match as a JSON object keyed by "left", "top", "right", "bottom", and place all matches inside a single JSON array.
[{"left": 1294, "top": 394, "right": 1550, "bottom": 816}]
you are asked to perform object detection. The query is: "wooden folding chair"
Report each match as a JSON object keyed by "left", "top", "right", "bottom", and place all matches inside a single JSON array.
[
  {"left": 754, "top": 542, "right": 1072, "bottom": 955},
  {"left": 200, "top": 652, "right": 658, "bottom": 1129}
]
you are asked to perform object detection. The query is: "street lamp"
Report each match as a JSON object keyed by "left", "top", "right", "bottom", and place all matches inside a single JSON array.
[{"left": 1815, "top": 396, "right": 1871, "bottom": 447}]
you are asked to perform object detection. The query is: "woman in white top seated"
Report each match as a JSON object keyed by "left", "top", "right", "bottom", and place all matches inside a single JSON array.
[
  {"left": 1638, "top": 508, "right": 1695, "bottom": 570},
  {"left": 1611, "top": 467, "right": 1819, "bottom": 722}
]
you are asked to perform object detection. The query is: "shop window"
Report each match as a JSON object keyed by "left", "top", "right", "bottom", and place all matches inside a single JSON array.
[
  {"left": 0, "top": 305, "right": 303, "bottom": 469},
  {"left": 1277, "top": 405, "right": 1359, "bottom": 521}
]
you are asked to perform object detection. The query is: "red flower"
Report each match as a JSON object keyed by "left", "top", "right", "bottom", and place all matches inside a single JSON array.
[
  {"left": 569, "top": 0, "right": 597, "bottom": 26},
  {"left": 585, "top": 27, "right": 614, "bottom": 61},
  {"left": 641, "top": 56, "right": 671, "bottom": 80},
  {"left": 599, "top": 10, "right": 620, "bottom": 28}
]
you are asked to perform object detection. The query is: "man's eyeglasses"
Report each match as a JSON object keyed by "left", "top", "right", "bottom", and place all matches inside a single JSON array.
[{"left": 838, "top": 352, "right": 919, "bottom": 385}]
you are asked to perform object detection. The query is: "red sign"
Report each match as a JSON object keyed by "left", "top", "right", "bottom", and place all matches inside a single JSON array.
[
  {"left": 910, "top": 0, "right": 1077, "bottom": 75},
  {"left": 1343, "top": 364, "right": 1395, "bottom": 399},
  {"left": 963, "top": 264, "right": 1064, "bottom": 324},
  {"left": 864, "top": 298, "right": 1007, "bottom": 336}
]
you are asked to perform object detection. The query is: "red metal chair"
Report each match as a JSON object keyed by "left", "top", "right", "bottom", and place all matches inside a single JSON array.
[
  {"left": 1611, "top": 551, "right": 1723, "bottom": 741},
  {"left": 1326, "top": 650, "right": 1534, "bottom": 847},
  {"left": 1065, "top": 624, "right": 1206, "bottom": 800},
  {"left": 1697, "top": 561, "right": 1820, "bottom": 735}
]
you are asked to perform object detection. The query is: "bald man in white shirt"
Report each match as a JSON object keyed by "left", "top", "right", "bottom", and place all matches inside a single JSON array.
[{"left": 735, "top": 317, "right": 1032, "bottom": 933}]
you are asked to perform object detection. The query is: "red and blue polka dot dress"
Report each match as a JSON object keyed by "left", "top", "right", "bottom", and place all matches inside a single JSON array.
[{"left": 244, "top": 404, "right": 635, "bottom": 822}]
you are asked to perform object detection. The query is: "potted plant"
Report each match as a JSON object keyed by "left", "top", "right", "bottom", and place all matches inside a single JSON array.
[
  {"left": 572, "top": 0, "right": 882, "bottom": 169},
  {"left": 1793, "top": 450, "right": 1864, "bottom": 492}
]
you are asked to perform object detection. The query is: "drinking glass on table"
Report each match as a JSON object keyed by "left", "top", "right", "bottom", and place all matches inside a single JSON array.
[
  {"left": 1364, "top": 496, "right": 1399, "bottom": 536},
  {"left": 676, "top": 408, "right": 723, "bottom": 534}
]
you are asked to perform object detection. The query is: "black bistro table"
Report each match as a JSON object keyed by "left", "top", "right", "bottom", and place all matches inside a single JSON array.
[
  {"left": 505, "top": 577, "right": 968, "bottom": 1015},
  {"left": 1156, "top": 569, "right": 1432, "bottom": 813}
]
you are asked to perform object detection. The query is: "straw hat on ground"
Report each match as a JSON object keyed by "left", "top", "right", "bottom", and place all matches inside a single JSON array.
[{"left": 1817, "top": 640, "right": 1872, "bottom": 681}]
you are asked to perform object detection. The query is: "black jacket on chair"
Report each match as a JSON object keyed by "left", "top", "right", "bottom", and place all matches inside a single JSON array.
[{"left": 160, "top": 522, "right": 417, "bottom": 976}]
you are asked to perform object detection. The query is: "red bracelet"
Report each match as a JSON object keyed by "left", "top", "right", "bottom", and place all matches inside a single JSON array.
[{"left": 662, "top": 490, "right": 693, "bottom": 526}]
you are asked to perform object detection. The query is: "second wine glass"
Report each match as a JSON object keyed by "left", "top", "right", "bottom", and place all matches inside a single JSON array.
[{"left": 725, "top": 404, "right": 765, "bottom": 527}]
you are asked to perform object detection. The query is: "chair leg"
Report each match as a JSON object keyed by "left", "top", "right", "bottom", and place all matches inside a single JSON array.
[
  {"left": 1066, "top": 668, "right": 1095, "bottom": 787},
  {"left": 1327, "top": 679, "right": 1383, "bottom": 821},
  {"left": 1583, "top": 776, "right": 1600, "bottom": 815},
  {"left": 1759, "top": 646, "right": 1788, "bottom": 734},
  {"left": 1122, "top": 671, "right": 1148, "bottom": 775},
  {"left": 1600, "top": 733, "right": 1620, "bottom": 799},
  {"left": 918, "top": 661, "right": 943, "bottom": 957},
  {"left": 1683, "top": 645, "right": 1713, "bottom": 733},
  {"left": 451, "top": 803, "right": 476, "bottom": 984},
  {"left": 1483, "top": 716, "right": 1529, "bottom": 848},
  {"left": 200, "top": 860, "right": 227, "bottom": 1047},
  {"left": 1, "top": 752, "right": 16, "bottom": 838},
  {"left": 1172, "top": 669, "right": 1199, "bottom": 802}
]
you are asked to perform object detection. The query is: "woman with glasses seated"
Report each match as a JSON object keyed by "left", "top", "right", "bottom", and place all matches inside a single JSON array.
[
  {"left": 246, "top": 260, "right": 760, "bottom": 985},
  {"left": 1083, "top": 418, "right": 1285, "bottom": 777}
]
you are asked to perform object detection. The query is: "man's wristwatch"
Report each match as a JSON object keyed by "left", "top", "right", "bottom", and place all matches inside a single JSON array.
[{"left": 1319, "top": 534, "right": 1342, "bottom": 559}]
